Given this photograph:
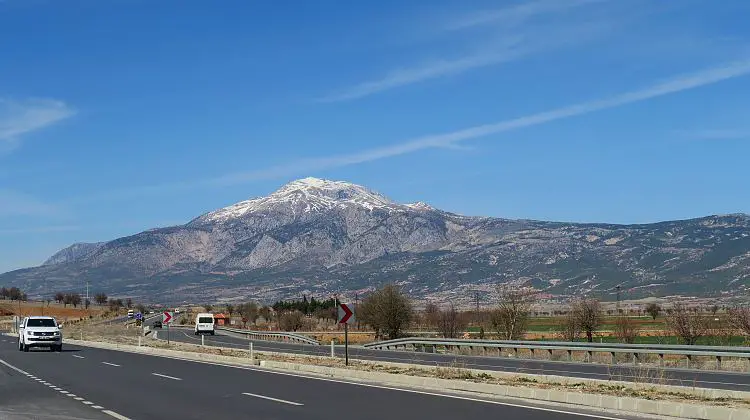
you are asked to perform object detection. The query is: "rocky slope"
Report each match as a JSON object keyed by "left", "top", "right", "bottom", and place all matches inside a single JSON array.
[{"left": 2, "top": 178, "right": 749, "bottom": 304}]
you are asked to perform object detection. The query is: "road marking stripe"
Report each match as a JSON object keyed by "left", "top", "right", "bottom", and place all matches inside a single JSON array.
[
  {"left": 68, "top": 394, "right": 77, "bottom": 398},
  {"left": 242, "top": 392, "right": 303, "bottom": 406},
  {"left": 144, "top": 355, "right": 629, "bottom": 420},
  {"left": 82, "top": 401, "right": 94, "bottom": 405},
  {"left": 102, "top": 362, "right": 121, "bottom": 367},
  {"left": 74, "top": 397, "right": 84, "bottom": 401},
  {"left": 151, "top": 372, "right": 182, "bottom": 381},
  {"left": 72, "top": 354, "right": 85, "bottom": 359},
  {"left": 60, "top": 391, "right": 70, "bottom": 394},
  {"left": 53, "top": 387, "right": 61, "bottom": 390},
  {"left": 102, "top": 409, "right": 132, "bottom": 420},
  {"left": 92, "top": 405, "right": 104, "bottom": 409}
]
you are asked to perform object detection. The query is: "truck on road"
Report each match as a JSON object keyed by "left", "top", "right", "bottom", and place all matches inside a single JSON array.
[{"left": 194, "top": 313, "right": 215, "bottom": 335}]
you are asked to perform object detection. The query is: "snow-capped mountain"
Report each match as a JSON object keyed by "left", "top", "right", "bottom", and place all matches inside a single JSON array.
[{"left": 2, "top": 178, "right": 749, "bottom": 303}]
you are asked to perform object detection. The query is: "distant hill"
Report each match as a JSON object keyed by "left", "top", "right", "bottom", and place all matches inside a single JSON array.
[{"left": 2, "top": 177, "right": 748, "bottom": 304}]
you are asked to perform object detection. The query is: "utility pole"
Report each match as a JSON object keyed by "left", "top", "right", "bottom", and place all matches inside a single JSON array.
[
  {"left": 616, "top": 285, "right": 621, "bottom": 313},
  {"left": 355, "top": 293, "right": 360, "bottom": 330}
]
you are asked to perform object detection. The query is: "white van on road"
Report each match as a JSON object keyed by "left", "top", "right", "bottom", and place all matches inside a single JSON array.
[{"left": 194, "top": 313, "right": 215, "bottom": 335}]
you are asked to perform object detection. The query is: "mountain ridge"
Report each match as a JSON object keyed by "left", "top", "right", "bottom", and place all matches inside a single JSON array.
[{"left": 4, "top": 178, "right": 749, "bottom": 304}]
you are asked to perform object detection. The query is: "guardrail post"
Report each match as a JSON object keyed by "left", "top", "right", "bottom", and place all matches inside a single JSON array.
[
  {"left": 659, "top": 353, "right": 664, "bottom": 367},
  {"left": 432, "top": 344, "right": 437, "bottom": 353},
  {"left": 587, "top": 350, "right": 592, "bottom": 363},
  {"left": 331, "top": 339, "right": 335, "bottom": 358},
  {"left": 567, "top": 349, "right": 572, "bottom": 361},
  {"left": 482, "top": 347, "right": 487, "bottom": 356},
  {"left": 530, "top": 348, "right": 535, "bottom": 358},
  {"left": 686, "top": 354, "right": 692, "bottom": 369},
  {"left": 201, "top": 334, "right": 205, "bottom": 346},
  {"left": 633, "top": 352, "right": 639, "bottom": 366},
  {"left": 611, "top": 352, "right": 616, "bottom": 365},
  {"left": 548, "top": 348, "right": 553, "bottom": 360},
  {"left": 514, "top": 348, "right": 518, "bottom": 358},
  {"left": 716, "top": 355, "right": 721, "bottom": 370}
]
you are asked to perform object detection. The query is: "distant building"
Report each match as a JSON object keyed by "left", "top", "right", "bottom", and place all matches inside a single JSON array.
[{"left": 213, "top": 313, "right": 229, "bottom": 326}]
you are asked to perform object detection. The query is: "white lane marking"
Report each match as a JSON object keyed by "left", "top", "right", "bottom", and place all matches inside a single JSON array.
[
  {"left": 242, "top": 392, "right": 303, "bottom": 406},
  {"left": 60, "top": 391, "right": 70, "bottom": 394},
  {"left": 151, "top": 373, "right": 182, "bottom": 381},
  {"left": 53, "top": 387, "right": 61, "bottom": 390},
  {"left": 92, "top": 405, "right": 104, "bottom": 409},
  {"left": 103, "top": 409, "right": 132, "bottom": 420},
  {"left": 141, "top": 354, "right": 629, "bottom": 420},
  {"left": 102, "top": 362, "right": 121, "bottom": 367},
  {"left": 74, "top": 397, "right": 85, "bottom": 401},
  {"left": 72, "top": 354, "right": 85, "bottom": 359},
  {"left": 68, "top": 394, "right": 77, "bottom": 398},
  {"left": 82, "top": 401, "right": 94, "bottom": 405}
]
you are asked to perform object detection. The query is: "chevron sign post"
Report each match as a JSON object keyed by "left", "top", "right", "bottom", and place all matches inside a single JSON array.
[{"left": 338, "top": 303, "right": 355, "bottom": 366}]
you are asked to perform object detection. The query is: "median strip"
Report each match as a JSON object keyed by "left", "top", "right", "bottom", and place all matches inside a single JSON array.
[
  {"left": 151, "top": 372, "right": 182, "bottom": 381},
  {"left": 242, "top": 392, "right": 303, "bottom": 406}
]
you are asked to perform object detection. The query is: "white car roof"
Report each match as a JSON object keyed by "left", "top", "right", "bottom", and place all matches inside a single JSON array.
[{"left": 26, "top": 316, "right": 56, "bottom": 319}]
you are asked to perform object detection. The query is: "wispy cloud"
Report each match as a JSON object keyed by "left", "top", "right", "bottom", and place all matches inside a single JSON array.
[
  {"left": 678, "top": 129, "right": 750, "bottom": 141},
  {"left": 0, "top": 97, "right": 76, "bottom": 149},
  {"left": 0, "top": 189, "right": 59, "bottom": 217},
  {"left": 317, "top": 0, "right": 608, "bottom": 103},
  {"left": 445, "top": 0, "right": 605, "bottom": 32},
  {"left": 77, "top": 58, "right": 750, "bottom": 201}
]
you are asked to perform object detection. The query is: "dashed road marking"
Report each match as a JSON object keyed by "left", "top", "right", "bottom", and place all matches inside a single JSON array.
[
  {"left": 242, "top": 392, "right": 304, "bottom": 406},
  {"left": 152, "top": 372, "right": 182, "bottom": 381},
  {"left": 72, "top": 354, "right": 85, "bottom": 359},
  {"left": 0, "top": 357, "right": 131, "bottom": 419},
  {"left": 102, "top": 362, "right": 121, "bottom": 367}
]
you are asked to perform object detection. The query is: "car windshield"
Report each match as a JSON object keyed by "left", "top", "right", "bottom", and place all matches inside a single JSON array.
[
  {"left": 26, "top": 319, "right": 56, "bottom": 327},
  {"left": 198, "top": 317, "right": 213, "bottom": 324}
]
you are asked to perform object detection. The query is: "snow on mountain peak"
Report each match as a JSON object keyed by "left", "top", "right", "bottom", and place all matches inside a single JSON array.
[{"left": 199, "top": 178, "right": 405, "bottom": 223}]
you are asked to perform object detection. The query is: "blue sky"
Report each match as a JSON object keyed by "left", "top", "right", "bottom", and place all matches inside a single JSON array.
[{"left": 1, "top": 0, "right": 750, "bottom": 273}]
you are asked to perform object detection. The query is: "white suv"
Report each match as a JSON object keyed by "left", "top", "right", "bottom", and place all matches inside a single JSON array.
[{"left": 19, "top": 316, "right": 63, "bottom": 352}]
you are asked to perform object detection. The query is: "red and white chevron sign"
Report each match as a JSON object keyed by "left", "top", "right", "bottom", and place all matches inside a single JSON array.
[{"left": 337, "top": 303, "right": 355, "bottom": 325}]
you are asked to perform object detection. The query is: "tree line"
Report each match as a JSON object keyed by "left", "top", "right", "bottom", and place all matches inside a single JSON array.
[{"left": 0, "top": 287, "right": 28, "bottom": 301}]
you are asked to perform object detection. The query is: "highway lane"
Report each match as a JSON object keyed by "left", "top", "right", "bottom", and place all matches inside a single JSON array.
[
  {"left": 159, "top": 327, "right": 750, "bottom": 392},
  {"left": 0, "top": 348, "right": 112, "bottom": 420},
  {"left": 0, "top": 336, "right": 642, "bottom": 420}
]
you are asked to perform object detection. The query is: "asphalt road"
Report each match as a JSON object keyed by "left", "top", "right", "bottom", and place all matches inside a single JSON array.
[
  {"left": 157, "top": 326, "right": 750, "bottom": 392},
  {"left": 0, "top": 335, "right": 644, "bottom": 420}
]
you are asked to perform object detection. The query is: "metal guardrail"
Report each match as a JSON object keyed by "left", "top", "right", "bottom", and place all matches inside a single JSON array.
[
  {"left": 364, "top": 337, "right": 750, "bottom": 370},
  {"left": 217, "top": 326, "right": 320, "bottom": 346}
]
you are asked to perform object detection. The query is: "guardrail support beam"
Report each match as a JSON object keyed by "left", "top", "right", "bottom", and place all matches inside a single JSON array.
[
  {"left": 659, "top": 353, "right": 664, "bottom": 367},
  {"left": 567, "top": 349, "right": 572, "bottom": 361},
  {"left": 611, "top": 352, "right": 616, "bottom": 365},
  {"left": 716, "top": 355, "right": 721, "bottom": 370}
]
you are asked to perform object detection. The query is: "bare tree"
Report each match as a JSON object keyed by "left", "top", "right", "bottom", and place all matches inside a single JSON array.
[
  {"left": 438, "top": 305, "right": 467, "bottom": 338},
  {"left": 94, "top": 293, "right": 107, "bottom": 306},
  {"left": 126, "top": 298, "right": 133, "bottom": 309},
  {"left": 613, "top": 316, "right": 640, "bottom": 344},
  {"left": 729, "top": 307, "right": 750, "bottom": 339},
  {"left": 358, "top": 284, "right": 413, "bottom": 340},
  {"left": 238, "top": 302, "right": 259, "bottom": 327},
  {"left": 573, "top": 298, "right": 602, "bottom": 343},
  {"left": 54, "top": 292, "right": 65, "bottom": 304},
  {"left": 556, "top": 310, "right": 580, "bottom": 341},
  {"left": 665, "top": 302, "right": 709, "bottom": 345},
  {"left": 279, "top": 310, "right": 304, "bottom": 331},
  {"left": 490, "top": 285, "right": 536, "bottom": 340},
  {"left": 645, "top": 303, "right": 661, "bottom": 320},
  {"left": 204, "top": 304, "right": 213, "bottom": 312},
  {"left": 259, "top": 306, "right": 272, "bottom": 323},
  {"left": 225, "top": 304, "right": 235, "bottom": 317},
  {"left": 424, "top": 302, "right": 440, "bottom": 329}
]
